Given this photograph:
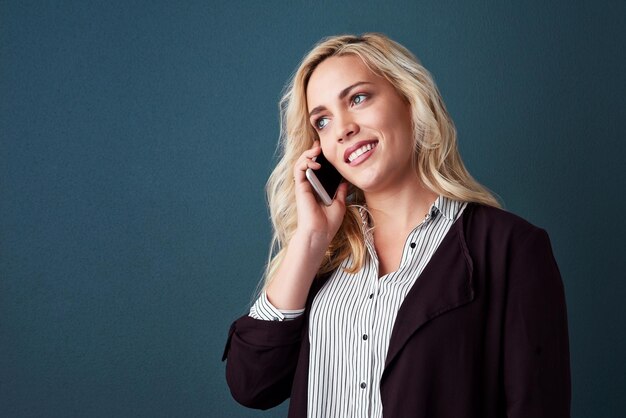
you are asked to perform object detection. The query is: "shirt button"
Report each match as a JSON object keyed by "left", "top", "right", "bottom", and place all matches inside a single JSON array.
[
  {"left": 369, "top": 293, "right": 374, "bottom": 299},
  {"left": 362, "top": 334, "right": 368, "bottom": 340},
  {"left": 360, "top": 382, "right": 367, "bottom": 389},
  {"left": 410, "top": 242, "right": 416, "bottom": 248}
]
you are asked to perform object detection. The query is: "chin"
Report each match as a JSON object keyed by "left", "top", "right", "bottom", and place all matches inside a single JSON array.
[{"left": 347, "top": 174, "right": 382, "bottom": 194}]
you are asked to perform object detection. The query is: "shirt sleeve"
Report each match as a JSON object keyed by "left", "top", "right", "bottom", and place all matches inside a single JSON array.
[{"left": 249, "top": 290, "right": 305, "bottom": 321}]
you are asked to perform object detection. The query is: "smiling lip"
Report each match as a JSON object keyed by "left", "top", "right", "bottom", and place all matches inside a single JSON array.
[{"left": 344, "top": 139, "right": 379, "bottom": 163}]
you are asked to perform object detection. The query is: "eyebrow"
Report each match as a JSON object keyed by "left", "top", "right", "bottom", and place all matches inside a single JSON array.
[{"left": 308, "top": 81, "right": 373, "bottom": 118}]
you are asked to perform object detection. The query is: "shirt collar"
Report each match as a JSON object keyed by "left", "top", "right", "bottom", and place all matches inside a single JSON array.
[
  {"left": 433, "top": 194, "right": 464, "bottom": 222},
  {"left": 357, "top": 194, "right": 464, "bottom": 228}
]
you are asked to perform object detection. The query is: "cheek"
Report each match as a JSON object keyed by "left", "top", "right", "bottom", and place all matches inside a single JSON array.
[
  {"left": 367, "top": 106, "right": 403, "bottom": 138},
  {"left": 380, "top": 106, "right": 413, "bottom": 148},
  {"left": 380, "top": 106, "right": 407, "bottom": 130}
]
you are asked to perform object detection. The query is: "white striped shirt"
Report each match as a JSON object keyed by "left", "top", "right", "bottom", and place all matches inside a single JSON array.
[{"left": 250, "top": 195, "right": 467, "bottom": 417}]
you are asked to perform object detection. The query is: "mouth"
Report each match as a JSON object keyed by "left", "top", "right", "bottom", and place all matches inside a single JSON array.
[{"left": 344, "top": 140, "right": 379, "bottom": 165}]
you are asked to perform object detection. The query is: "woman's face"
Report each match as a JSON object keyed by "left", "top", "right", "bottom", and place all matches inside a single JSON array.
[{"left": 306, "top": 54, "right": 415, "bottom": 194}]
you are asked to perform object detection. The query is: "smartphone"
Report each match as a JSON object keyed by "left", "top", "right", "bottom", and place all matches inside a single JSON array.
[{"left": 305, "top": 152, "right": 343, "bottom": 206}]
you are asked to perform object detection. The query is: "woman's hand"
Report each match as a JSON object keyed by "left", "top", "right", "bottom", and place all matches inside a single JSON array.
[
  {"left": 263, "top": 141, "right": 349, "bottom": 311},
  {"left": 293, "top": 140, "right": 349, "bottom": 249}
]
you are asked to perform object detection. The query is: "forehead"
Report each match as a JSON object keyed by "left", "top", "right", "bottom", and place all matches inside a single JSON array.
[{"left": 306, "top": 55, "right": 380, "bottom": 109}]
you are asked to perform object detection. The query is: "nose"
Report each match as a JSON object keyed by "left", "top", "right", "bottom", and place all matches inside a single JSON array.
[{"left": 335, "top": 113, "right": 359, "bottom": 142}]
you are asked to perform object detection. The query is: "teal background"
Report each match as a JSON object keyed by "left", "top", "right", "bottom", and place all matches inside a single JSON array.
[{"left": 1, "top": 1, "right": 624, "bottom": 417}]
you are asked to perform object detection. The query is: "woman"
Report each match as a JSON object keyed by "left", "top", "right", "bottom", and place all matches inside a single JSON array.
[{"left": 222, "top": 33, "right": 570, "bottom": 418}]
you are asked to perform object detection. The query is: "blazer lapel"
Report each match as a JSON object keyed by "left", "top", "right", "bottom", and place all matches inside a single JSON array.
[{"left": 383, "top": 204, "right": 475, "bottom": 370}]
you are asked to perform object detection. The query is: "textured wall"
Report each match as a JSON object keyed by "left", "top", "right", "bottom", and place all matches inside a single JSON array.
[{"left": 1, "top": 1, "right": 624, "bottom": 416}]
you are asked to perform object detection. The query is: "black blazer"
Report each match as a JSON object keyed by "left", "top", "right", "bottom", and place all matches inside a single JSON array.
[{"left": 223, "top": 202, "right": 571, "bottom": 417}]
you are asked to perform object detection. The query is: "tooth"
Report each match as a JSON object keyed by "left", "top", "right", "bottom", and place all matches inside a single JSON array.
[{"left": 347, "top": 142, "right": 378, "bottom": 163}]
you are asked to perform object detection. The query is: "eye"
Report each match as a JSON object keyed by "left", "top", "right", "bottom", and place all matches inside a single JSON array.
[
  {"left": 314, "top": 117, "right": 329, "bottom": 130},
  {"left": 351, "top": 93, "right": 367, "bottom": 105}
]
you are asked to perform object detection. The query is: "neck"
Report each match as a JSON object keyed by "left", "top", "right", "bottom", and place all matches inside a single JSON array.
[{"left": 364, "top": 175, "right": 439, "bottom": 233}]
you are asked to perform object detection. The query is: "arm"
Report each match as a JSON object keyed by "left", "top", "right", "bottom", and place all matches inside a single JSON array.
[
  {"left": 222, "top": 232, "right": 317, "bottom": 408},
  {"left": 222, "top": 228, "right": 328, "bottom": 408},
  {"left": 503, "top": 228, "right": 571, "bottom": 417},
  {"left": 223, "top": 269, "right": 332, "bottom": 410},
  {"left": 264, "top": 141, "right": 349, "bottom": 311},
  {"left": 222, "top": 142, "right": 347, "bottom": 409}
]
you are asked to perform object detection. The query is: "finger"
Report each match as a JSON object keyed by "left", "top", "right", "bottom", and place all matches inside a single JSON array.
[
  {"left": 333, "top": 181, "right": 349, "bottom": 205},
  {"left": 293, "top": 160, "right": 321, "bottom": 184},
  {"left": 295, "top": 155, "right": 321, "bottom": 171},
  {"left": 303, "top": 146, "right": 321, "bottom": 159},
  {"left": 296, "top": 160, "right": 320, "bottom": 172}
]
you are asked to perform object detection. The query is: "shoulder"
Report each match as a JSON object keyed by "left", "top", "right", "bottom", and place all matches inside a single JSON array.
[
  {"left": 462, "top": 203, "right": 561, "bottom": 283},
  {"left": 463, "top": 202, "right": 549, "bottom": 246}
]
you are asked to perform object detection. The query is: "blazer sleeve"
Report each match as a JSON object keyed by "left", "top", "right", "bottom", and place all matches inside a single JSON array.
[
  {"left": 222, "top": 313, "right": 305, "bottom": 410},
  {"left": 503, "top": 227, "right": 571, "bottom": 417}
]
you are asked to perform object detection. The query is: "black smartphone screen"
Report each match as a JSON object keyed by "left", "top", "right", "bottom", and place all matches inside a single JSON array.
[{"left": 314, "top": 152, "right": 343, "bottom": 198}]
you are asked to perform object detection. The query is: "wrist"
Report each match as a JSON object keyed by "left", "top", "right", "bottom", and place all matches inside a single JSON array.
[{"left": 292, "top": 229, "right": 331, "bottom": 255}]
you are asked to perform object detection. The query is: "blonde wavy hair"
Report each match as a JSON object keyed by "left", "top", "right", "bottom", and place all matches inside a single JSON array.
[{"left": 260, "top": 32, "right": 501, "bottom": 292}]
